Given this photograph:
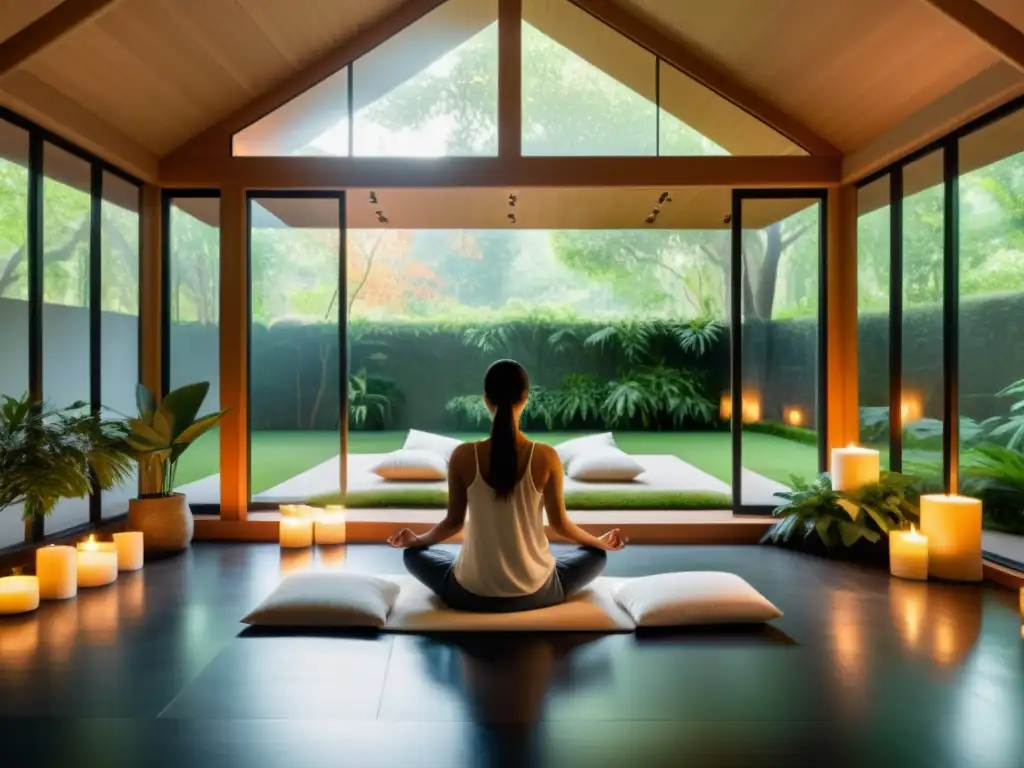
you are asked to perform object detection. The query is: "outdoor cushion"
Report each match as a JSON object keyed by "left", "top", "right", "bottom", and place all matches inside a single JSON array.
[
  {"left": 554, "top": 432, "right": 616, "bottom": 471},
  {"left": 242, "top": 572, "right": 401, "bottom": 628},
  {"left": 403, "top": 429, "right": 463, "bottom": 462},
  {"left": 614, "top": 571, "right": 783, "bottom": 627},
  {"left": 567, "top": 447, "right": 644, "bottom": 482},
  {"left": 370, "top": 449, "right": 448, "bottom": 480}
]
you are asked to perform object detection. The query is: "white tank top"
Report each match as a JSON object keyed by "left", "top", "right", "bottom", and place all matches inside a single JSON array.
[{"left": 453, "top": 442, "right": 556, "bottom": 598}]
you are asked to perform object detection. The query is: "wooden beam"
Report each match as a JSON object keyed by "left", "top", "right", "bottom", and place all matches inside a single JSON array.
[
  {"left": 843, "top": 62, "right": 1024, "bottom": 183},
  {"left": 219, "top": 186, "right": 248, "bottom": 521},
  {"left": 160, "top": 154, "right": 841, "bottom": 189},
  {"left": 826, "top": 184, "right": 859, "bottom": 461},
  {"left": 567, "top": 0, "right": 841, "bottom": 157},
  {"left": 0, "top": 0, "right": 125, "bottom": 77},
  {"left": 917, "top": 0, "right": 1024, "bottom": 74},
  {"left": 139, "top": 184, "right": 162, "bottom": 403},
  {"left": 162, "top": 0, "right": 449, "bottom": 171},
  {"left": 498, "top": 0, "right": 522, "bottom": 159}
]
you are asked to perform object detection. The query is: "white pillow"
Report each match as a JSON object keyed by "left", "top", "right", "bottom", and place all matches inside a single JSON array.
[
  {"left": 567, "top": 447, "right": 643, "bottom": 482},
  {"left": 402, "top": 429, "right": 462, "bottom": 461},
  {"left": 554, "top": 432, "right": 616, "bottom": 470},
  {"left": 614, "top": 572, "right": 783, "bottom": 627},
  {"left": 371, "top": 449, "right": 447, "bottom": 480},
  {"left": 242, "top": 572, "right": 401, "bottom": 628}
]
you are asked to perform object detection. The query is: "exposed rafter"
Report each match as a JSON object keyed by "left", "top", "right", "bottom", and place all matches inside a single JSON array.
[
  {"left": 161, "top": 0, "right": 449, "bottom": 172},
  {"left": 917, "top": 0, "right": 1024, "bottom": 74},
  {"left": 0, "top": 0, "right": 125, "bottom": 78},
  {"left": 159, "top": 154, "right": 841, "bottom": 189},
  {"left": 566, "top": 0, "right": 841, "bottom": 157}
]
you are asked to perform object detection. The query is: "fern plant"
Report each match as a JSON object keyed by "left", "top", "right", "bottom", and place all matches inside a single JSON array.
[
  {"left": 0, "top": 394, "right": 134, "bottom": 520},
  {"left": 551, "top": 374, "right": 605, "bottom": 426},
  {"left": 349, "top": 370, "right": 393, "bottom": 429},
  {"left": 961, "top": 443, "right": 1024, "bottom": 534},
  {"left": 672, "top": 316, "right": 724, "bottom": 357}
]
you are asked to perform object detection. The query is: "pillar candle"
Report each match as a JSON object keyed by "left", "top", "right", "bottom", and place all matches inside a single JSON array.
[
  {"left": 889, "top": 527, "right": 928, "bottom": 580},
  {"left": 76, "top": 539, "right": 119, "bottom": 588},
  {"left": 280, "top": 516, "right": 313, "bottom": 548},
  {"left": 919, "top": 494, "right": 983, "bottom": 582},
  {"left": 315, "top": 506, "right": 347, "bottom": 545},
  {"left": 112, "top": 531, "right": 144, "bottom": 572},
  {"left": 831, "top": 446, "right": 880, "bottom": 491},
  {"left": 36, "top": 545, "right": 78, "bottom": 600},
  {"left": 0, "top": 575, "right": 40, "bottom": 615}
]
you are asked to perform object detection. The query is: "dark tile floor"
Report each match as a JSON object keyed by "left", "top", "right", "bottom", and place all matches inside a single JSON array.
[{"left": 1, "top": 543, "right": 1022, "bottom": 768}]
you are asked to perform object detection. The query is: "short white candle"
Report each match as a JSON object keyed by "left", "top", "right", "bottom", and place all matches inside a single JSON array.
[
  {"left": 76, "top": 538, "right": 119, "bottom": 588},
  {"left": 0, "top": 575, "right": 40, "bottom": 615},
  {"left": 919, "top": 494, "right": 983, "bottom": 582},
  {"left": 315, "top": 506, "right": 347, "bottom": 545},
  {"left": 831, "top": 445, "right": 880, "bottom": 491},
  {"left": 113, "top": 531, "right": 144, "bottom": 572},
  {"left": 280, "top": 516, "right": 313, "bottom": 548},
  {"left": 36, "top": 545, "right": 78, "bottom": 600},
  {"left": 889, "top": 527, "right": 929, "bottom": 581}
]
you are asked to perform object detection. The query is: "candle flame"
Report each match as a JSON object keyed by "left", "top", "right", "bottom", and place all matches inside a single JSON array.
[{"left": 81, "top": 535, "right": 99, "bottom": 551}]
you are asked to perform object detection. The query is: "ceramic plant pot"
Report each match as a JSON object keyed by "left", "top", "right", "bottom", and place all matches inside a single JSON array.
[{"left": 128, "top": 493, "right": 194, "bottom": 552}]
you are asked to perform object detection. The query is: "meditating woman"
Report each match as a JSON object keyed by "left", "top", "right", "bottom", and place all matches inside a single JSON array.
[{"left": 388, "top": 359, "right": 626, "bottom": 612}]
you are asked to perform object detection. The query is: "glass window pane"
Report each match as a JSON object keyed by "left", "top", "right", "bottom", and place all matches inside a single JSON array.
[
  {"left": 233, "top": 68, "right": 350, "bottom": 157},
  {"left": 168, "top": 196, "right": 221, "bottom": 504},
  {"left": 901, "top": 151, "right": 944, "bottom": 490},
  {"left": 101, "top": 172, "right": 140, "bottom": 518},
  {"left": 522, "top": 0, "right": 656, "bottom": 156},
  {"left": 42, "top": 143, "right": 92, "bottom": 534},
  {"left": 250, "top": 197, "right": 340, "bottom": 503},
  {"left": 958, "top": 110, "right": 1024, "bottom": 565},
  {"left": 857, "top": 176, "right": 890, "bottom": 464},
  {"left": 739, "top": 198, "right": 822, "bottom": 508},
  {"left": 0, "top": 118, "right": 29, "bottom": 547},
  {"left": 353, "top": 0, "right": 498, "bottom": 157}
]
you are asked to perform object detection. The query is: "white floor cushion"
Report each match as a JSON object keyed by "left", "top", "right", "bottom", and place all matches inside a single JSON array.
[
  {"left": 381, "top": 576, "right": 635, "bottom": 632},
  {"left": 554, "top": 433, "right": 616, "bottom": 470},
  {"left": 614, "top": 572, "right": 783, "bottom": 627},
  {"left": 242, "top": 572, "right": 401, "bottom": 628},
  {"left": 567, "top": 447, "right": 644, "bottom": 482},
  {"left": 370, "top": 449, "right": 447, "bottom": 480},
  {"left": 403, "top": 429, "right": 463, "bottom": 461}
]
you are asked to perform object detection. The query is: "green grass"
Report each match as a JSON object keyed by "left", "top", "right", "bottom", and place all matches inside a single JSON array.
[
  {"left": 313, "top": 488, "right": 732, "bottom": 510},
  {"left": 174, "top": 428, "right": 820, "bottom": 495}
]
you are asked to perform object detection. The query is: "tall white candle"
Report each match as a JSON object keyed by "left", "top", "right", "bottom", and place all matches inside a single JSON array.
[
  {"left": 280, "top": 517, "right": 313, "bottom": 548},
  {"left": 36, "top": 545, "right": 77, "bottom": 600},
  {"left": 919, "top": 494, "right": 983, "bottom": 582},
  {"left": 889, "top": 527, "right": 928, "bottom": 581},
  {"left": 315, "top": 506, "right": 347, "bottom": 545},
  {"left": 831, "top": 445, "right": 880, "bottom": 491},
  {"left": 113, "top": 531, "right": 144, "bottom": 572},
  {"left": 76, "top": 538, "right": 119, "bottom": 588},
  {"left": 0, "top": 575, "right": 40, "bottom": 615}
]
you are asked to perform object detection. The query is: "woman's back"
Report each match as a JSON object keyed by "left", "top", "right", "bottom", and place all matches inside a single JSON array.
[{"left": 452, "top": 440, "right": 556, "bottom": 598}]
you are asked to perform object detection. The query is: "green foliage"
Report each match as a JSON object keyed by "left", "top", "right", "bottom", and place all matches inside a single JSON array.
[
  {"left": 348, "top": 370, "right": 394, "bottom": 430},
  {"left": 125, "top": 383, "right": 227, "bottom": 497},
  {"left": 551, "top": 374, "right": 605, "bottom": 426},
  {"left": 0, "top": 394, "right": 133, "bottom": 519},
  {"left": 743, "top": 421, "right": 818, "bottom": 446},
  {"left": 765, "top": 471, "right": 920, "bottom": 550},
  {"left": 673, "top": 316, "right": 724, "bottom": 356},
  {"left": 313, "top": 488, "right": 731, "bottom": 510},
  {"left": 961, "top": 443, "right": 1024, "bottom": 534},
  {"left": 986, "top": 377, "right": 1024, "bottom": 450}
]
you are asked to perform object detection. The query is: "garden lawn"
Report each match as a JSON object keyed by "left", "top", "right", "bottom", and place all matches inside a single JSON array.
[{"left": 174, "top": 429, "right": 819, "bottom": 495}]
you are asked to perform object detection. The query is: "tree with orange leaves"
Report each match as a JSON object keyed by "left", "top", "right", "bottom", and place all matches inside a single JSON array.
[{"left": 346, "top": 229, "right": 443, "bottom": 317}]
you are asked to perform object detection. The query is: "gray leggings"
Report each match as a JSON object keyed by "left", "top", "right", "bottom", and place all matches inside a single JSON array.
[{"left": 403, "top": 546, "right": 607, "bottom": 613}]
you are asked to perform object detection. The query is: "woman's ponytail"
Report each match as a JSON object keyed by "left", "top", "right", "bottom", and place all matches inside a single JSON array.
[{"left": 483, "top": 360, "right": 529, "bottom": 501}]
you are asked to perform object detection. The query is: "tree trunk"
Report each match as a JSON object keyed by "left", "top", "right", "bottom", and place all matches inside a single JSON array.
[{"left": 755, "top": 224, "right": 783, "bottom": 321}]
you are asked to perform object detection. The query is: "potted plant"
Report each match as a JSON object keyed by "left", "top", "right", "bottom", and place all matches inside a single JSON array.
[
  {"left": 0, "top": 394, "right": 133, "bottom": 524},
  {"left": 125, "top": 382, "right": 226, "bottom": 552}
]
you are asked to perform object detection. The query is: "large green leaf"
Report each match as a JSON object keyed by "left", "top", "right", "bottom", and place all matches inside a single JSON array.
[
  {"left": 174, "top": 410, "right": 226, "bottom": 446},
  {"left": 159, "top": 382, "right": 210, "bottom": 440},
  {"left": 136, "top": 383, "right": 157, "bottom": 422}
]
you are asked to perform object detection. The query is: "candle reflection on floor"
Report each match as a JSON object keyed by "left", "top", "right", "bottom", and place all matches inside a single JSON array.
[
  {"left": 78, "top": 583, "right": 120, "bottom": 646},
  {"left": 279, "top": 548, "right": 314, "bottom": 575},
  {"left": 317, "top": 546, "right": 347, "bottom": 569},
  {"left": 0, "top": 617, "right": 39, "bottom": 675},
  {"left": 889, "top": 579, "right": 982, "bottom": 668}
]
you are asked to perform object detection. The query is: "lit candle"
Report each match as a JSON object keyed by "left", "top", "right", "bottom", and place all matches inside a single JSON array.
[
  {"left": 280, "top": 517, "right": 313, "bottom": 548},
  {"left": 76, "top": 536, "right": 119, "bottom": 588},
  {"left": 889, "top": 527, "right": 928, "bottom": 581},
  {"left": 784, "top": 407, "right": 805, "bottom": 427},
  {"left": 919, "top": 494, "right": 982, "bottom": 582},
  {"left": 36, "top": 545, "right": 77, "bottom": 600},
  {"left": 831, "top": 445, "right": 880, "bottom": 491},
  {"left": 315, "top": 506, "right": 347, "bottom": 545},
  {"left": 0, "top": 575, "right": 40, "bottom": 615},
  {"left": 112, "top": 531, "right": 144, "bottom": 572}
]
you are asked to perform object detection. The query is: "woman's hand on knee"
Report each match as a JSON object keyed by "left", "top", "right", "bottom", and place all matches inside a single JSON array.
[
  {"left": 597, "top": 529, "right": 627, "bottom": 551},
  {"left": 388, "top": 528, "right": 421, "bottom": 548}
]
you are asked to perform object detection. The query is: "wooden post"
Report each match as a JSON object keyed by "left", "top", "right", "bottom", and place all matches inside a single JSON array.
[
  {"left": 219, "top": 185, "right": 249, "bottom": 520},
  {"left": 139, "top": 183, "right": 163, "bottom": 495},
  {"left": 827, "top": 183, "right": 860, "bottom": 462},
  {"left": 498, "top": 0, "right": 522, "bottom": 160}
]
